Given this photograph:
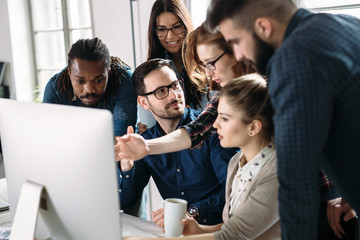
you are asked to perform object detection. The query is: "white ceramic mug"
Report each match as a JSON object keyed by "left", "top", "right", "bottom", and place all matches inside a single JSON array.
[{"left": 163, "top": 198, "right": 187, "bottom": 237}]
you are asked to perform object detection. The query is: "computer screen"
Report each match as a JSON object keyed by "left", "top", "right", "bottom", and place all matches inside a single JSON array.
[{"left": 0, "top": 99, "right": 122, "bottom": 239}]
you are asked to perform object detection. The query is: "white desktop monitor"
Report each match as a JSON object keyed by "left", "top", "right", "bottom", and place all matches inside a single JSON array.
[{"left": 0, "top": 99, "right": 122, "bottom": 239}]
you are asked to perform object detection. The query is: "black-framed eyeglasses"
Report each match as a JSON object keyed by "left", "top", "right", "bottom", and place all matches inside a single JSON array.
[
  {"left": 142, "top": 79, "right": 183, "bottom": 100},
  {"left": 199, "top": 51, "right": 227, "bottom": 71},
  {"left": 155, "top": 24, "right": 186, "bottom": 37}
]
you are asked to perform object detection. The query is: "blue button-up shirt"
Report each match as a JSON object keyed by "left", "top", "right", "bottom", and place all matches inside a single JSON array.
[
  {"left": 118, "top": 108, "right": 239, "bottom": 225},
  {"left": 267, "top": 9, "right": 360, "bottom": 239},
  {"left": 43, "top": 65, "right": 137, "bottom": 136}
]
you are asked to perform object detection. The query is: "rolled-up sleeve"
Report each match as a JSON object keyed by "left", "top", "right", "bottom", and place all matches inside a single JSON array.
[{"left": 181, "top": 91, "right": 219, "bottom": 149}]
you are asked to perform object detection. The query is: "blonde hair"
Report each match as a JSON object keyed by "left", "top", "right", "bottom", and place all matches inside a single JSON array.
[
  {"left": 183, "top": 22, "right": 256, "bottom": 91},
  {"left": 220, "top": 73, "right": 274, "bottom": 143}
]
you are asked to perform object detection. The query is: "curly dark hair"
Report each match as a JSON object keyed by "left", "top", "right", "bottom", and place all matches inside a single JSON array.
[{"left": 56, "top": 38, "right": 131, "bottom": 105}]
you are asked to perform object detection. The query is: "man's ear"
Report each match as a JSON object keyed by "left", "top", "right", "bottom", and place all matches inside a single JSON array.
[
  {"left": 138, "top": 95, "right": 150, "bottom": 110},
  {"left": 254, "top": 17, "right": 273, "bottom": 40},
  {"left": 67, "top": 67, "right": 71, "bottom": 77}
]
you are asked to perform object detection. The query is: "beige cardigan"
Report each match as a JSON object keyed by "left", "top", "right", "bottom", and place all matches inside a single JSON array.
[{"left": 214, "top": 151, "right": 281, "bottom": 240}]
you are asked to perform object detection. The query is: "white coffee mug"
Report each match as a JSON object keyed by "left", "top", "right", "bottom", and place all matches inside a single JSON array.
[{"left": 163, "top": 198, "right": 187, "bottom": 237}]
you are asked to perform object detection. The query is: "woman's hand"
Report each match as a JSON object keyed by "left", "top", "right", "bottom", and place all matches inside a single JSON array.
[
  {"left": 115, "top": 126, "right": 150, "bottom": 162},
  {"left": 182, "top": 216, "right": 203, "bottom": 235}
]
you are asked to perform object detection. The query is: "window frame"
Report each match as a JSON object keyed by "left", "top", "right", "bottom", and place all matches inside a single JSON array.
[
  {"left": 299, "top": 0, "right": 360, "bottom": 16},
  {"left": 28, "top": 0, "right": 94, "bottom": 101}
]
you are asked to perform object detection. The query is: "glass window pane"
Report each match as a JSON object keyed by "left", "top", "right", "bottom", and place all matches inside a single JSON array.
[
  {"left": 320, "top": 8, "right": 360, "bottom": 18},
  {"left": 34, "top": 32, "right": 66, "bottom": 70},
  {"left": 304, "top": 0, "right": 360, "bottom": 9},
  {"left": 35, "top": 70, "right": 61, "bottom": 102},
  {"left": 70, "top": 29, "right": 93, "bottom": 44},
  {"left": 67, "top": 0, "right": 92, "bottom": 28},
  {"left": 30, "top": 0, "right": 63, "bottom": 31},
  {"left": 189, "top": 0, "right": 211, "bottom": 28}
]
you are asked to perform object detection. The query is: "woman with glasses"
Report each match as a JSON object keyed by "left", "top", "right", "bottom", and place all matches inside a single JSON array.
[
  {"left": 116, "top": 23, "right": 256, "bottom": 171},
  {"left": 146, "top": 0, "right": 206, "bottom": 111}
]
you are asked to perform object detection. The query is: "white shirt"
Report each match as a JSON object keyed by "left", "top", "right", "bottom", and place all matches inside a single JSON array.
[{"left": 229, "top": 142, "right": 276, "bottom": 216}]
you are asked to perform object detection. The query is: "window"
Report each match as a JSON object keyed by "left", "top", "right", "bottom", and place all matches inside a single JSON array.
[
  {"left": 185, "top": 0, "right": 211, "bottom": 28},
  {"left": 29, "top": 0, "right": 93, "bottom": 101},
  {"left": 301, "top": 0, "right": 360, "bottom": 18}
]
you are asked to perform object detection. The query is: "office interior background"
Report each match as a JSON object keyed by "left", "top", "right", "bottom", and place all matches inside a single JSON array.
[
  {"left": 0, "top": 0, "right": 359, "bottom": 180},
  {"left": 0, "top": 0, "right": 359, "bottom": 103}
]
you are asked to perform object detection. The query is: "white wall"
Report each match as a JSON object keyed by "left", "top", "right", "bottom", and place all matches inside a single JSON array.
[
  {"left": 0, "top": 0, "right": 37, "bottom": 101},
  {"left": 6, "top": 0, "right": 36, "bottom": 101},
  {"left": 90, "top": 0, "right": 155, "bottom": 69}
]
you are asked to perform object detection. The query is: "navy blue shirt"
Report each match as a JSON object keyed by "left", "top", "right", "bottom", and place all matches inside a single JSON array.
[
  {"left": 267, "top": 9, "right": 360, "bottom": 239},
  {"left": 43, "top": 65, "right": 137, "bottom": 136},
  {"left": 118, "top": 108, "right": 239, "bottom": 225}
]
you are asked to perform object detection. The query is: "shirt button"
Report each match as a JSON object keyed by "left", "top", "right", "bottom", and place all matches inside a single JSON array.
[
  {"left": 125, "top": 175, "right": 130, "bottom": 178},
  {"left": 119, "top": 189, "right": 122, "bottom": 193},
  {"left": 203, "top": 219, "right": 207, "bottom": 223},
  {"left": 119, "top": 175, "right": 123, "bottom": 178},
  {"left": 181, "top": 192, "right": 184, "bottom": 195},
  {"left": 177, "top": 169, "right": 180, "bottom": 172}
]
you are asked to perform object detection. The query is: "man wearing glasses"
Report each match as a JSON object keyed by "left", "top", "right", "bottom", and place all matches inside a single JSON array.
[{"left": 118, "top": 58, "right": 238, "bottom": 227}]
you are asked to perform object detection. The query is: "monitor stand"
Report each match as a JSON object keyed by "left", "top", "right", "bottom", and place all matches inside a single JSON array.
[{"left": 10, "top": 180, "right": 45, "bottom": 240}]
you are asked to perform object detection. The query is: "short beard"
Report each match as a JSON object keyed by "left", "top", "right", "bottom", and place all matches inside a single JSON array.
[
  {"left": 253, "top": 33, "right": 274, "bottom": 75},
  {"left": 149, "top": 99, "right": 184, "bottom": 120}
]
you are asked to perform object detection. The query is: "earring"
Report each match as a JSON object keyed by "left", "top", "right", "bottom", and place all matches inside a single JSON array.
[
  {"left": 72, "top": 95, "right": 77, "bottom": 101},
  {"left": 249, "top": 132, "right": 254, "bottom": 136}
]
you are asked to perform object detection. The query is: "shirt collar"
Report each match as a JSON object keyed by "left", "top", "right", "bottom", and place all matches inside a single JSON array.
[
  {"left": 238, "top": 142, "right": 275, "bottom": 173},
  {"left": 283, "top": 8, "right": 312, "bottom": 42},
  {"left": 153, "top": 107, "right": 190, "bottom": 136},
  {"left": 266, "top": 8, "right": 313, "bottom": 75}
]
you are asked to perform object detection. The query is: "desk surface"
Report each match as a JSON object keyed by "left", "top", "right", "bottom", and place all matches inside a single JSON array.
[
  {"left": 0, "top": 178, "right": 164, "bottom": 237},
  {"left": 0, "top": 178, "right": 10, "bottom": 227}
]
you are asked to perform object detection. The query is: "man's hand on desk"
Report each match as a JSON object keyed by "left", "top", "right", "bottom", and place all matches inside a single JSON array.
[
  {"left": 152, "top": 208, "right": 165, "bottom": 229},
  {"left": 115, "top": 126, "right": 150, "bottom": 162}
]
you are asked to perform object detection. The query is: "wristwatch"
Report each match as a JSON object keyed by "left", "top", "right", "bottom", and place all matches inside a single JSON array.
[{"left": 187, "top": 206, "right": 199, "bottom": 221}]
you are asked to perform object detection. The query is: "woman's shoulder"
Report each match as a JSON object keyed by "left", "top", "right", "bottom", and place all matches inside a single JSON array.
[
  {"left": 228, "top": 151, "right": 243, "bottom": 167},
  {"left": 257, "top": 151, "right": 278, "bottom": 182}
]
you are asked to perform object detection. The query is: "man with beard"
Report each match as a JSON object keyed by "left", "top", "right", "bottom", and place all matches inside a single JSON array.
[
  {"left": 43, "top": 37, "right": 137, "bottom": 136},
  {"left": 118, "top": 58, "right": 237, "bottom": 226},
  {"left": 206, "top": 0, "right": 360, "bottom": 239}
]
